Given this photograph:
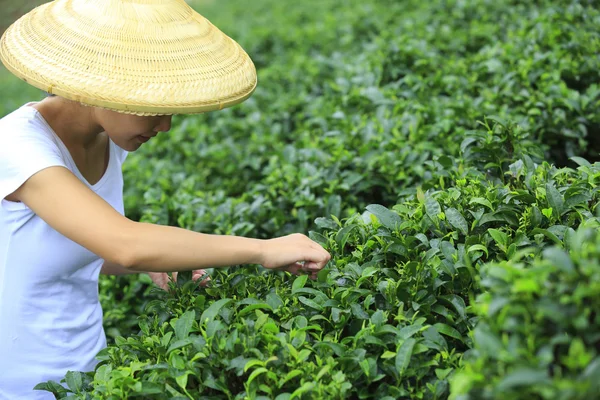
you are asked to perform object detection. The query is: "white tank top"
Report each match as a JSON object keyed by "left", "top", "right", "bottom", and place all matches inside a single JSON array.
[{"left": 0, "top": 103, "right": 128, "bottom": 399}]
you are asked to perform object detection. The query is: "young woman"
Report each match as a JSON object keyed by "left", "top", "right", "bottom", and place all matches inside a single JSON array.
[{"left": 0, "top": 0, "right": 331, "bottom": 398}]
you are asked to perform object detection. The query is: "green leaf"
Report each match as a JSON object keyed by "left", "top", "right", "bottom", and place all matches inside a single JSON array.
[
  {"left": 469, "top": 197, "right": 494, "bottom": 211},
  {"left": 94, "top": 365, "right": 112, "bottom": 383},
  {"left": 398, "top": 324, "right": 424, "bottom": 340},
  {"left": 486, "top": 115, "right": 508, "bottom": 127},
  {"left": 200, "top": 299, "right": 232, "bottom": 324},
  {"left": 531, "top": 228, "right": 562, "bottom": 245},
  {"left": 460, "top": 136, "right": 478, "bottom": 154},
  {"left": 366, "top": 204, "right": 402, "bottom": 230},
  {"left": 335, "top": 225, "right": 357, "bottom": 253},
  {"left": 445, "top": 207, "right": 469, "bottom": 235},
  {"left": 583, "top": 358, "right": 600, "bottom": 391},
  {"left": 436, "top": 155, "right": 454, "bottom": 168},
  {"left": 497, "top": 368, "right": 550, "bottom": 390},
  {"left": 435, "top": 368, "right": 453, "bottom": 380},
  {"left": 546, "top": 183, "right": 565, "bottom": 217},
  {"left": 371, "top": 310, "right": 385, "bottom": 327},
  {"left": 247, "top": 367, "right": 269, "bottom": 387},
  {"left": 137, "top": 382, "right": 163, "bottom": 394},
  {"left": 174, "top": 310, "right": 195, "bottom": 340},
  {"left": 279, "top": 370, "right": 303, "bottom": 387},
  {"left": 239, "top": 303, "right": 273, "bottom": 317},
  {"left": 266, "top": 293, "right": 284, "bottom": 310},
  {"left": 167, "top": 338, "right": 194, "bottom": 354},
  {"left": 160, "top": 331, "right": 173, "bottom": 347},
  {"left": 542, "top": 248, "right": 574, "bottom": 273},
  {"left": 65, "top": 371, "right": 83, "bottom": 393},
  {"left": 299, "top": 296, "right": 323, "bottom": 311},
  {"left": 165, "top": 383, "right": 186, "bottom": 398},
  {"left": 314, "top": 217, "right": 339, "bottom": 230},
  {"left": 570, "top": 156, "right": 591, "bottom": 167},
  {"left": 488, "top": 228, "right": 508, "bottom": 252},
  {"left": 290, "top": 382, "right": 316, "bottom": 399},
  {"left": 308, "top": 231, "right": 328, "bottom": 246},
  {"left": 395, "top": 338, "right": 416, "bottom": 375},
  {"left": 467, "top": 244, "right": 489, "bottom": 258},
  {"left": 425, "top": 193, "right": 442, "bottom": 222},
  {"left": 292, "top": 275, "right": 308, "bottom": 294},
  {"left": 441, "top": 294, "right": 467, "bottom": 321},
  {"left": 350, "top": 303, "right": 370, "bottom": 319},
  {"left": 433, "top": 323, "right": 464, "bottom": 342},
  {"left": 473, "top": 323, "right": 503, "bottom": 358},
  {"left": 175, "top": 371, "right": 191, "bottom": 390},
  {"left": 33, "top": 381, "right": 69, "bottom": 396}
]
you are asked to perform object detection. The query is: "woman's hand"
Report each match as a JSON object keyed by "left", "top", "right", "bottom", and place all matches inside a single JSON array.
[
  {"left": 148, "top": 269, "right": 210, "bottom": 291},
  {"left": 258, "top": 233, "right": 331, "bottom": 280}
]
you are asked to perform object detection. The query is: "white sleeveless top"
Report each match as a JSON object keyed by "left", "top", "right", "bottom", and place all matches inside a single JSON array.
[{"left": 0, "top": 103, "right": 128, "bottom": 399}]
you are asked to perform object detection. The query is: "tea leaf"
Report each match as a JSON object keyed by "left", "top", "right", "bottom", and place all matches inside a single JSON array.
[
  {"left": 433, "top": 323, "right": 464, "bottom": 342},
  {"left": 425, "top": 193, "right": 442, "bottom": 222},
  {"left": 200, "top": 299, "right": 232, "bottom": 324},
  {"left": 446, "top": 207, "right": 469, "bottom": 235},
  {"left": 65, "top": 371, "right": 83, "bottom": 393},
  {"left": 292, "top": 275, "right": 308, "bottom": 294},
  {"left": 167, "top": 338, "right": 194, "bottom": 354},
  {"left": 546, "top": 183, "right": 565, "bottom": 217},
  {"left": 395, "top": 338, "right": 416, "bottom": 375},
  {"left": 366, "top": 204, "right": 402, "bottom": 230},
  {"left": 174, "top": 310, "right": 195, "bottom": 340},
  {"left": 299, "top": 296, "right": 323, "bottom": 311},
  {"left": 239, "top": 303, "right": 273, "bottom": 317},
  {"left": 497, "top": 368, "right": 551, "bottom": 390},
  {"left": 488, "top": 228, "right": 508, "bottom": 252}
]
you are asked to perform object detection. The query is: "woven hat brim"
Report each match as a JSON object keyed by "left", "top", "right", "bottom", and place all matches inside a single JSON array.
[{"left": 0, "top": 0, "right": 258, "bottom": 115}]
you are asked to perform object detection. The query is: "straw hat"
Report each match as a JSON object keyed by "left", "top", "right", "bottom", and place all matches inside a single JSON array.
[{"left": 0, "top": 0, "right": 257, "bottom": 115}]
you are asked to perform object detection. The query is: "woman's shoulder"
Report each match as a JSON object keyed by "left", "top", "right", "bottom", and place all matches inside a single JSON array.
[{"left": 0, "top": 102, "right": 56, "bottom": 143}]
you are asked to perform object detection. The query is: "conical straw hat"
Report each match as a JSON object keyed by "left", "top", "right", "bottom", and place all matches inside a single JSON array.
[{"left": 0, "top": 0, "right": 257, "bottom": 115}]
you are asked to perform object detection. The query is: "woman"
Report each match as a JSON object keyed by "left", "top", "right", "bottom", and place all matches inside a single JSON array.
[{"left": 0, "top": 0, "right": 331, "bottom": 398}]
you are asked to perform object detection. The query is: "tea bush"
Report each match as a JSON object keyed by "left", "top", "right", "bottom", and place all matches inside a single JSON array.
[
  {"left": 450, "top": 222, "right": 600, "bottom": 400},
  {"left": 1, "top": 0, "right": 596, "bottom": 398}
]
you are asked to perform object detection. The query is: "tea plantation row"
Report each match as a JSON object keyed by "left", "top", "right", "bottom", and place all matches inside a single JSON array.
[{"left": 28, "top": 0, "right": 600, "bottom": 398}]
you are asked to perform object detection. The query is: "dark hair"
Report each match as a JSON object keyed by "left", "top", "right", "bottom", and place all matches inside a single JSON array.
[{"left": 46, "top": 92, "right": 56, "bottom": 97}]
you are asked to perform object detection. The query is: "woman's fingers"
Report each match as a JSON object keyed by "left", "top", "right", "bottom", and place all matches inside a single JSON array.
[
  {"left": 192, "top": 269, "right": 211, "bottom": 287},
  {"left": 278, "top": 262, "right": 320, "bottom": 280},
  {"left": 150, "top": 270, "right": 211, "bottom": 290}
]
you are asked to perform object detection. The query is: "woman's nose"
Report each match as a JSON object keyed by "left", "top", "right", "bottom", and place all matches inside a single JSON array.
[{"left": 153, "top": 115, "right": 172, "bottom": 132}]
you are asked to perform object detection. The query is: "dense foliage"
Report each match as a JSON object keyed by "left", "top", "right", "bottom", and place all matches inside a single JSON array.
[{"left": 1, "top": 0, "right": 598, "bottom": 398}]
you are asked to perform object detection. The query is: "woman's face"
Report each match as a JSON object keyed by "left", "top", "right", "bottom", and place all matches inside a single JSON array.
[{"left": 95, "top": 108, "right": 172, "bottom": 151}]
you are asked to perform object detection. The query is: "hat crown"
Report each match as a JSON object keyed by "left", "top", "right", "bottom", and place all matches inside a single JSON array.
[
  {"left": 51, "top": 0, "right": 206, "bottom": 38},
  {"left": 67, "top": 0, "right": 193, "bottom": 25}
]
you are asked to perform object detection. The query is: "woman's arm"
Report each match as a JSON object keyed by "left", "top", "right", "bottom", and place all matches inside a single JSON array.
[
  {"left": 101, "top": 261, "right": 137, "bottom": 275},
  {"left": 11, "top": 166, "right": 330, "bottom": 274}
]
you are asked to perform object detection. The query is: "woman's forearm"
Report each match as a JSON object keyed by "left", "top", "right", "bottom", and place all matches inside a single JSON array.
[
  {"left": 101, "top": 261, "right": 140, "bottom": 275},
  {"left": 122, "top": 222, "right": 263, "bottom": 273}
]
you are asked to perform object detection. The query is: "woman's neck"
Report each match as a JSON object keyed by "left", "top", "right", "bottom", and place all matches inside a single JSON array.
[{"left": 32, "top": 96, "right": 105, "bottom": 150}]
